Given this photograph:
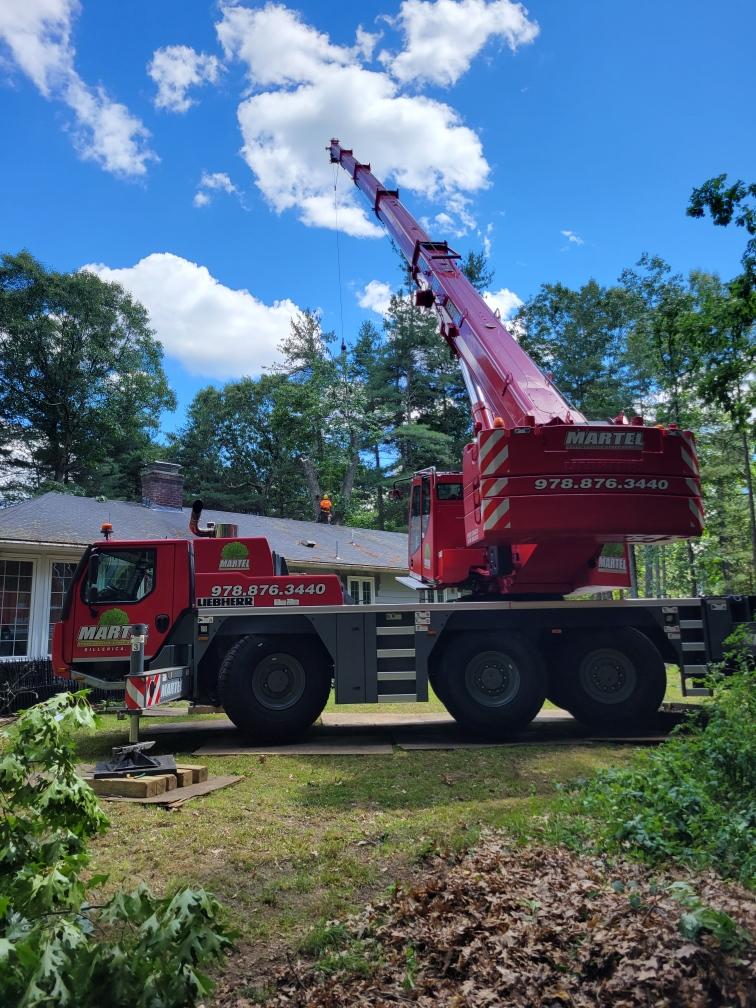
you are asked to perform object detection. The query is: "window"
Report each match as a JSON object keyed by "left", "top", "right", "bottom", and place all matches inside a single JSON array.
[
  {"left": 48, "top": 561, "right": 78, "bottom": 652},
  {"left": 0, "top": 560, "right": 33, "bottom": 657},
  {"left": 409, "top": 484, "right": 422, "bottom": 555},
  {"left": 86, "top": 549, "right": 156, "bottom": 604},
  {"left": 437, "top": 482, "right": 463, "bottom": 501},
  {"left": 420, "top": 476, "right": 431, "bottom": 536},
  {"left": 347, "top": 577, "right": 374, "bottom": 605}
]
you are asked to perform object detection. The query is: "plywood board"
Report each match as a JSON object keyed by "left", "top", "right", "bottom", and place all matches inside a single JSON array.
[{"left": 193, "top": 737, "right": 393, "bottom": 756}]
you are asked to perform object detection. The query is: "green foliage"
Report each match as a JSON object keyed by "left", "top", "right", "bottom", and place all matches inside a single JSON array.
[
  {"left": 687, "top": 173, "right": 756, "bottom": 281},
  {"left": 313, "top": 938, "right": 379, "bottom": 979},
  {"left": 299, "top": 921, "right": 349, "bottom": 956},
  {"left": 0, "top": 250, "right": 175, "bottom": 501},
  {"left": 668, "top": 882, "right": 752, "bottom": 952},
  {"left": 0, "top": 692, "right": 231, "bottom": 1008},
  {"left": 402, "top": 943, "right": 418, "bottom": 990},
  {"left": 518, "top": 279, "right": 641, "bottom": 418},
  {"left": 572, "top": 648, "right": 756, "bottom": 886}
]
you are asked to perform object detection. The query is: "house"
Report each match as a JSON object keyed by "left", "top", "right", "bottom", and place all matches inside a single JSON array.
[{"left": 0, "top": 462, "right": 417, "bottom": 662}]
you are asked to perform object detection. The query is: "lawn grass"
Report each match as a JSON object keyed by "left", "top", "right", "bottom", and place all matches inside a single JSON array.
[
  {"left": 77, "top": 713, "right": 633, "bottom": 952},
  {"left": 70, "top": 668, "right": 694, "bottom": 986}
]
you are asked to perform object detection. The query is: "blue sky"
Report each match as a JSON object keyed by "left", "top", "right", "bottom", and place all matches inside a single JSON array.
[{"left": 1, "top": 0, "right": 754, "bottom": 433}]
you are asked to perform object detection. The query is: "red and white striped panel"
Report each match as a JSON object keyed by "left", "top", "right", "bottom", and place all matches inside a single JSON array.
[
  {"left": 481, "top": 477, "right": 509, "bottom": 499},
  {"left": 478, "top": 430, "right": 510, "bottom": 476},
  {"left": 679, "top": 433, "right": 699, "bottom": 476},
  {"left": 688, "top": 496, "right": 705, "bottom": 530},
  {"left": 482, "top": 496, "right": 512, "bottom": 532},
  {"left": 125, "top": 674, "right": 162, "bottom": 711}
]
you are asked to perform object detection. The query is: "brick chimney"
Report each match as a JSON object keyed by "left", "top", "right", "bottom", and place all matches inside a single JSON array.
[{"left": 140, "top": 462, "right": 184, "bottom": 510}]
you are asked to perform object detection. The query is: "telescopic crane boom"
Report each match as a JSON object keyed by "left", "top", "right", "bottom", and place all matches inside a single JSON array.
[{"left": 329, "top": 140, "right": 703, "bottom": 597}]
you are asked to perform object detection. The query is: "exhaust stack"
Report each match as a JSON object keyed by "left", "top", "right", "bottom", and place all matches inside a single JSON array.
[
  {"left": 189, "top": 500, "right": 216, "bottom": 538},
  {"left": 189, "top": 500, "right": 239, "bottom": 539}
]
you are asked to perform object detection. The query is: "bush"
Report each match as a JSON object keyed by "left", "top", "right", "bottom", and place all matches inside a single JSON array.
[
  {"left": 0, "top": 692, "right": 232, "bottom": 1007},
  {"left": 575, "top": 635, "right": 756, "bottom": 886}
]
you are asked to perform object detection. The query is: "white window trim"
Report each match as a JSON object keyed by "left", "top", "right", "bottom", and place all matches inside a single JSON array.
[
  {"left": 347, "top": 575, "right": 376, "bottom": 606},
  {"left": 0, "top": 552, "right": 41, "bottom": 660},
  {"left": 0, "top": 551, "right": 83, "bottom": 660}
]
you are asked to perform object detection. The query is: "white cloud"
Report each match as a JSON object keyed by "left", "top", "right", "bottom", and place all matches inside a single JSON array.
[
  {"left": 0, "top": 0, "right": 155, "bottom": 176},
  {"left": 215, "top": 2, "right": 492, "bottom": 238},
  {"left": 148, "top": 44, "right": 222, "bottom": 113},
  {"left": 483, "top": 287, "right": 522, "bottom": 320},
  {"left": 354, "top": 25, "right": 381, "bottom": 61},
  {"left": 82, "top": 253, "right": 300, "bottom": 379},
  {"left": 193, "top": 171, "right": 244, "bottom": 208},
  {"left": 480, "top": 221, "right": 494, "bottom": 257},
  {"left": 561, "top": 229, "right": 584, "bottom": 246},
  {"left": 387, "top": 0, "right": 539, "bottom": 87},
  {"left": 358, "top": 280, "right": 393, "bottom": 316}
]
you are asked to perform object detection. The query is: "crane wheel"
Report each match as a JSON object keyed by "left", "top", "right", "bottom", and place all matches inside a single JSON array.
[
  {"left": 433, "top": 632, "right": 546, "bottom": 738},
  {"left": 555, "top": 628, "right": 665, "bottom": 730},
  {"left": 218, "top": 635, "right": 332, "bottom": 742}
]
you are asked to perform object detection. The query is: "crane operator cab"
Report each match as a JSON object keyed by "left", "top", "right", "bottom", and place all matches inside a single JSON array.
[{"left": 407, "top": 469, "right": 485, "bottom": 589}]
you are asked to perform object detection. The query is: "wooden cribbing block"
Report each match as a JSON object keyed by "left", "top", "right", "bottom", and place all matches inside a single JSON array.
[
  {"left": 175, "top": 764, "right": 208, "bottom": 784},
  {"left": 172, "top": 768, "right": 194, "bottom": 788},
  {"left": 89, "top": 775, "right": 169, "bottom": 799}
]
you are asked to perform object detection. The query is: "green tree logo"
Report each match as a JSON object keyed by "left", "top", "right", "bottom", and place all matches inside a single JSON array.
[
  {"left": 221, "top": 541, "right": 249, "bottom": 560},
  {"left": 98, "top": 608, "right": 129, "bottom": 626}
]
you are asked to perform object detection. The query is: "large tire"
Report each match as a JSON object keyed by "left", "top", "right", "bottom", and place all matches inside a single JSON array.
[
  {"left": 433, "top": 632, "right": 546, "bottom": 738},
  {"left": 556, "top": 628, "right": 665, "bottom": 730},
  {"left": 218, "top": 635, "right": 332, "bottom": 741}
]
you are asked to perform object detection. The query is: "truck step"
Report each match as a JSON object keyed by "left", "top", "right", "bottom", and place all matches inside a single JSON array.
[
  {"left": 377, "top": 670, "right": 417, "bottom": 681},
  {"left": 681, "top": 663, "right": 712, "bottom": 698},
  {"left": 681, "top": 642, "right": 706, "bottom": 651},
  {"left": 376, "top": 626, "right": 415, "bottom": 636},
  {"left": 679, "top": 619, "right": 703, "bottom": 629},
  {"left": 376, "top": 693, "right": 418, "bottom": 702},
  {"left": 377, "top": 648, "right": 415, "bottom": 659}
]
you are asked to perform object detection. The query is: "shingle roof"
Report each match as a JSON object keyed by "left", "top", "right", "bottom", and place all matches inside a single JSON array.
[{"left": 0, "top": 493, "right": 408, "bottom": 571}]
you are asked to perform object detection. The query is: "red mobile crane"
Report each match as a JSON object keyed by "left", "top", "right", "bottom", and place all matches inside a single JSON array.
[
  {"left": 329, "top": 140, "right": 704, "bottom": 598},
  {"left": 51, "top": 147, "right": 750, "bottom": 742}
]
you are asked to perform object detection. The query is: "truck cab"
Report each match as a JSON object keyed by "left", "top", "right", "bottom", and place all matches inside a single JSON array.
[{"left": 53, "top": 539, "right": 191, "bottom": 680}]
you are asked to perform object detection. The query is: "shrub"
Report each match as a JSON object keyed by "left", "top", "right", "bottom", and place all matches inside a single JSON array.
[
  {"left": 0, "top": 692, "right": 232, "bottom": 1007},
  {"left": 575, "top": 635, "right": 756, "bottom": 886}
]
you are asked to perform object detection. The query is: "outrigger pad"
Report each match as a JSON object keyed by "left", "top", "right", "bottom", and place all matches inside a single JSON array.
[{"left": 94, "top": 740, "right": 177, "bottom": 778}]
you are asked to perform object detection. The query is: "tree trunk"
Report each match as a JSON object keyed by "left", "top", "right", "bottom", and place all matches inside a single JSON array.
[
  {"left": 627, "top": 545, "right": 638, "bottom": 598},
  {"left": 740, "top": 426, "right": 756, "bottom": 586},
  {"left": 338, "top": 432, "right": 360, "bottom": 526},
  {"left": 685, "top": 541, "right": 699, "bottom": 596},
  {"left": 298, "top": 456, "right": 322, "bottom": 520},
  {"left": 643, "top": 545, "right": 653, "bottom": 598},
  {"left": 374, "top": 444, "right": 385, "bottom": 530}
]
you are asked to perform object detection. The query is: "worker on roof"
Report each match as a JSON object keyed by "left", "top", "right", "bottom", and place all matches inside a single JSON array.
[{"left": 318, "top": 494, "right": 333, "bottom": 524}]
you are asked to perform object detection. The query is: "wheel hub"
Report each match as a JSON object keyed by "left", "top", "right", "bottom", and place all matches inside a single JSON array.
[
  {"left": 464, "top": 650, "right": 521, "bottom": 707},
  {"left": 578, "top": 648, "right": 637, "bottom": 704},
  {"left": 251, "top": 653, "right": 306, "bottom": 710}
]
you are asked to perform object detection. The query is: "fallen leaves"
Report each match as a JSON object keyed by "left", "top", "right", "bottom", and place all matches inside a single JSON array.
[{"left": 265, "top": 837, "right": 755, "bottom": 1007}]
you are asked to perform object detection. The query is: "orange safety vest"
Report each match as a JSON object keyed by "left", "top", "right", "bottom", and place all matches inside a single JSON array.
[{"left": 320, "top": 498, "right": 332, "bottom": 512}]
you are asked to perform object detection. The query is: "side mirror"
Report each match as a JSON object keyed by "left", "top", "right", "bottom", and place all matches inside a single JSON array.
[{"left": 85, "top": 554, "right": 100, "bottom": 605}]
